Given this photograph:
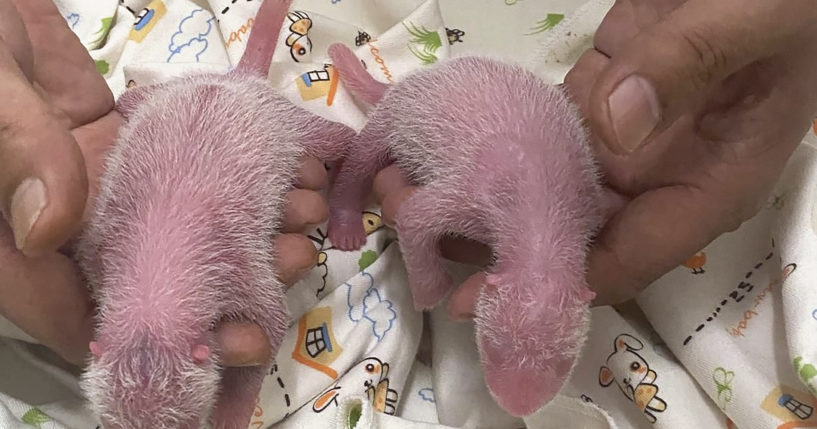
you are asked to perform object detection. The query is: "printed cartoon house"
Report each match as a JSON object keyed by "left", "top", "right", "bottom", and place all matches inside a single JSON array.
[
  {"left": 295, "top": 64, "right": 339, "bottom": 105},
  {"left": 292, "top": 306, "right": 343, "bottom": 379},
  {"left": 129, "top": 0, "right": 167, "bottom": 42},
  {"left": 761, "top": 385, "right": 817, "bottom": 428}
]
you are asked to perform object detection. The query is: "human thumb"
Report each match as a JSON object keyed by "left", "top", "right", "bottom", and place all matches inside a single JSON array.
[{"left": 588, "top": 0, "right": 816, "bottom": 154}]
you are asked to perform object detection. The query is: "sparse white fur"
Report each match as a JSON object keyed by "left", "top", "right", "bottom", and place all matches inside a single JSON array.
[
  {"left": 75, "top": 71, "right": 351, "bottom": 428},
  {"left": 327, "top": 49, "right": 606, "bottom": 415}
]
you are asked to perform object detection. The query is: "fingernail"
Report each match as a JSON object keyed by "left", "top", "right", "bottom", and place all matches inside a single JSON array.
[
  {"left": 231, "top": 357, "right": 265, "bottom": 367},
  {"left": 10, "top": 178, "right": 46, "bottom": 251},
  {"left": 446, "top": 300, "right": 475, "bottom": 322},
  {"left": 449, "top": 311, "right": 475, "bottom": 322},
  {"left": 608, "top": 75, "right": 660, "bottom": 152},
  {"left": 296, "top": 264, "right": 315, "bottom": 278}
]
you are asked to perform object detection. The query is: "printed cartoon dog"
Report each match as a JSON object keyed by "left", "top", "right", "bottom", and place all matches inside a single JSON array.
[
  {"left": 599, "top": 334, "right": 667, "bottom": 423},
  {"left": 286, "top": 11, "right": 312, "bottom": 62},
  {"left": 312, "top": 357, "right": 399, "bottom": 415}
]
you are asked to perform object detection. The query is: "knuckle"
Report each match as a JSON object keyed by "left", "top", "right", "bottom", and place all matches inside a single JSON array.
[
  {"left": 673, "top": 27, "right": 730, "bottom": 89},
  {"left": 0, "top": 122, "right": 13, "bottom": 148},
  {"left": 292, "top": 232, "right": 315, "bottom": 252},
  {"left": 288, "top": 189, "right": 324, "bottom": 221},
  {"left": 308, "top": 194, "right": 329, "bottom": 223},
  {"left": 276, "top": 235, "right": 316, "bottom": 274},
  {"left": 726, "top": 198, "right": 761, "bottom": 230},
  {"left": 564, "top": 51, "right": 593, "bottom": 86},
  {"left": 299, "top": 157, "right": 328, "bottom": 187},
  {"left": 302, "top": 243, "right": 318, "bottom": 266},
  {"left": 721, "top": 216, "right": 744, "bottom": 234}
]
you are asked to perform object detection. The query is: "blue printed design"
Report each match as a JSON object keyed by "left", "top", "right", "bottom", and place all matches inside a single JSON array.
[
  {"left": 418, "top": 388, "right": 435, "bottom": 403},
  {"left": 135, "top": 9, "right": 154, "bottom": 30},
  {"left": 346, "top": 272, "right": 397, "bottom": 342},
  {"left": 65, "top": 13, "right": 80, "bottom": 29},
  {"left": 167, "top": 9, "right": 216, "bottom": 62}
]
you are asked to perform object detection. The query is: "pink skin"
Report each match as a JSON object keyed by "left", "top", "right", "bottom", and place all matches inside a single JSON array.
[
  {"left": 74, "top": 1, "right": 355, "bottom": 428},
  {"left": 327, "top": 44, "right": 604, "bottom": 416}
]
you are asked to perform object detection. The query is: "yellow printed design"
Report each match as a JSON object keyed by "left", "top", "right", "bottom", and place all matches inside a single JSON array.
[
  {"left": 292, "top": 307, "right": 343, "bottom": 379},
  {"left": 295, "top": 64, "right": 339, "bottom": 105},
  {"left": 682, "top": 251, "right": 706, "bottom": 274},
  {"left": 367, "top": 369, "right": 398, "bottom": 414},
  {"left": 129, "top": 0, "right": 167, "bottom": 43},
  {"left": 312, "top": 357, "right": 399, "bottom": 415},
  {"left": 286, "top": 11, "right": 313, "bottom": 62},
  {"left": 760, "top": 385, "right": 817, "bottom": 428},
  {"left": 599, "top": 334, "right": 667, "bottom": 423}
]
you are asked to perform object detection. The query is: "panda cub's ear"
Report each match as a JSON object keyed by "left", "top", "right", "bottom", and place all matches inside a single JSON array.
[
  {"left": 191, "top": 344, "right": 211, "bottom": 364},
  {"left": 89, "top": 341, "right": 104, "bottom": 358}
]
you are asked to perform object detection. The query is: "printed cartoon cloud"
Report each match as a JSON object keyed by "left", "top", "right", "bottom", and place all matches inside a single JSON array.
[
  {"left": 362, "top": 288, "right": 396, "bottom": 341},
  {"left": 347, "top": 272, "right": 397, "bottom": 342},
  {"left": 167, "top": 8, "right": 215, "bottom": 62},
  {"left": 418, "top": 388, "right": 435, "bottom": 403},
  {"left": 65, "top": 13, "right": 80, "bottom": 29}
]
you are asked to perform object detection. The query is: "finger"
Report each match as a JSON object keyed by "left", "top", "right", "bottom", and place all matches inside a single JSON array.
[
  {"left": 446, "top": 271, "right": 488, "bottom": 321},
  {"left": 0, "top": 48, "right": 88, "bottom": 256},
  {"left": 593, "top": 0, "right": 684, "bottom": 56},
  {"left": 71, "top": 111, "right": 123, "bottom": 223},
  {"left": 588, "top": 185, "right": 731, "bottom": 306},
  {"left": 216, "top": 238, "right": 322, "bottom": 367},
  {"left": 274, "top": 233, "right": 318, "bottom": 286},
  {"left": 0, "top": 225, "right": 94, "bottom": 364},
  {"left": 593, "top": 0, "right": 639, "bottom": 56},
  {"left": 588, "top": 0, "right": 817, "bottom": 154},
  {"left": 373, "top": 165, "right": 409, "bottom": 205},
  {"left": 564, "top": 49, "right": 609, "bottom": 117},
  {"left": 11, "top": 0, "right": 113, "bottom": 127},
  {"left": 439, "top": 237, "right": 492, "bottom": 267},
  {"left": 382, "top": 186, "right": 493, "bottom": 266},
  {"left": 0, "top": 0, "right": 33, "bottom": 78},
  {"left": 214, "top": 322, "right": 271, "bottom": 367},
  {"left": 295, "top": 156, "right": 328, "bottom": 191},
  {"left": 373, "top": 167, "right": 493, "bottom": 265},
  {"left": 380, "top": 186, "right": 417, "bottom": 228},
  {"left": 281, "top": 189, "right": 328, "bottom": 233}
]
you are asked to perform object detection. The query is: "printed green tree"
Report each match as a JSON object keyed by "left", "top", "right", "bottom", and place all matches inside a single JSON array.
[
  {"left": 404, "top": 22, "right": 443, "bottom": 65},
  {"left": 92, "top": 17, "right": 114, "bottom": 46},
  {"left": 358, "top": 250, "right": 378, "bottom": 271},
  {"left": 794, "top": 356, "right": 817, "bottom": 394},
  {"left": 526, "top": 13, "right": 565, "bottom": 35},
  {"left": 21, "top": 408, "right": 51, "bottom": 428}
]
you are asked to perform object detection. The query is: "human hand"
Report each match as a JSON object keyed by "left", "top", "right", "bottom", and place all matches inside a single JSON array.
[
  {"left": 372, "top": 166, "right": 492, "bottom": 320},
  {"left": 565, "top": 0, "right": 817, "bottom": 304},
  {"left": 373, "top": 0, "right": 817, "bottom": 318},
  {"left": 208, "top": 156, "right": 329, "bottom": 367},
  {"left": 0, "top": 0, "right": 326, "bottom": 366}
]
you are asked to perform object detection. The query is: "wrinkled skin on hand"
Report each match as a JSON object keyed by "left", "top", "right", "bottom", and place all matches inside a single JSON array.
[
  {"left": 0, "top": 0, "right": 327, "bottom": 365},
  {"left": 566, "top": 0, "right": 817, "bottom": 304},
  {"left": 373, "top": 0, "right": 817, "bottom": 318}
]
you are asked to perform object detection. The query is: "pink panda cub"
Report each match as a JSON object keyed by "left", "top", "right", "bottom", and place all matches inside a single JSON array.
[
  {"left": 74, "top": 1, "right": 355, "bottom": 428},
  {"left": 326, "top": 43, "right": 608, "bottom": 416}
]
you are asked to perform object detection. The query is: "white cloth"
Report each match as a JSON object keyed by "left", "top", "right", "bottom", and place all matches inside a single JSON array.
[{"left": 2, "top": 0, "right": 817, "bottom": 428}]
